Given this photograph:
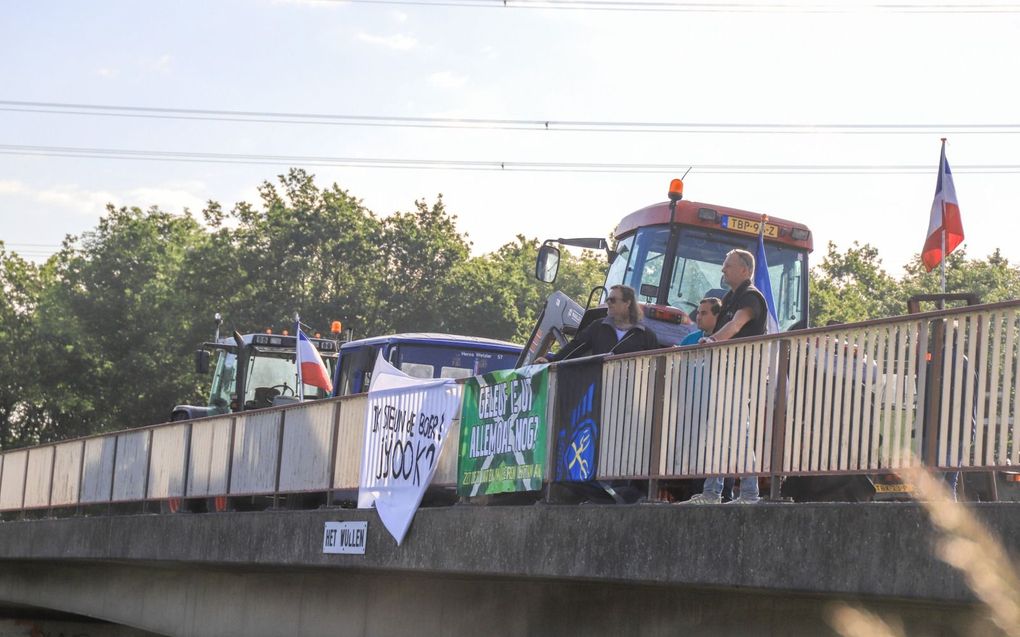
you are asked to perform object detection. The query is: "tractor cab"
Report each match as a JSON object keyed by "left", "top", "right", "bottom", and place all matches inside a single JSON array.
[
  {"left": 528, "top": 179, "right": 813, "bottom": 361},
  {"left": 172, "top": 328, "right": 338, "bottom": 421}
]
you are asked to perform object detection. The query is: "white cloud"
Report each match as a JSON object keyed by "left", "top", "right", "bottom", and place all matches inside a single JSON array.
[
  {"left": 33, "top": 188, "right": 116, "bottom": 214},
  {"left": 0, "top": 181, "right": 206, "bottom": 217},
  {"left": 428, "top": 71, "right": 468, "bottom": 89},
  {"left": 389, "top": 9, "right": 408, "bottom": 22},
  {"left": 0, "top": 180, "right": 25, "bottom": 195},
  {"left": 96, "top": 67, "right": 119, "bottom": 78},
  {"left": 139, "top": 54, "right": 173, "bottom": 74},
  {"left": 356, "top": 32, "right": 417, "bottom": 51},
  {"left": 124, "top": 185, "right": 207, "bottom": 213}
]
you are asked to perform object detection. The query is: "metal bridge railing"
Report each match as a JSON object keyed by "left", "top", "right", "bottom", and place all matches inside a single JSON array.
[
  {"left": 930, "top": 307, "right": 1020, "bottom": 470},
  {"left": 599, "top": 356, "right": 657, "bottom": 479},
  {"left": 3, "top": 301, "right": 1020, "bottom": 514},
  {"left": 657, "top": 341, "right": 777, "bottom": 479},
  {"left": 591, "top": 300, "right": 1020, "bottom": 484}
]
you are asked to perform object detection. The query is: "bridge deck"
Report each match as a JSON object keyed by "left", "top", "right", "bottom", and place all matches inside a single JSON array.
[
  {"left": 2, "top": 503, "right": 1016, "bottom": 603},
  {"left": 3, "top": 503, "right": 1017, "bottom": 636}
]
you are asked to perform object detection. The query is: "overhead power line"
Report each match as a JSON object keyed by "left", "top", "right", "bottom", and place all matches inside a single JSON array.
[
  {"left": 2, "top": 143, "right": 1019, "bottom": 174},
  {"left": 318, "top": 0, "right": 1020, "bottom": 13},
  {"left": 2, "top": 100, "right": 1019, "bottom": 135}
]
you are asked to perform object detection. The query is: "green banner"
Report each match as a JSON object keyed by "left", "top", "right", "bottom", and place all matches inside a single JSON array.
[{"left": 458, "top": 366, "right": 549, "bottom": 496}]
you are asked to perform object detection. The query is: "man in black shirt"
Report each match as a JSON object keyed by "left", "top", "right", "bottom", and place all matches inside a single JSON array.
[
  {"left": 684, "top": 249, "right": 766, "bottom": 505},
  {"left": 699, "top": 249, "right": 767, "bottom": 344}
]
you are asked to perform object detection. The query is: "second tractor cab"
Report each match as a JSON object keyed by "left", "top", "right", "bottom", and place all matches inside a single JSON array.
[
  {"left": 172, "top": 321, "right": 339, "bottom": 421},
  {"left": 530, "top": 178, "right": 813, "bottom": 359},
  {"left": 332, "top": 333, "right": 523, "bottom": 397}
]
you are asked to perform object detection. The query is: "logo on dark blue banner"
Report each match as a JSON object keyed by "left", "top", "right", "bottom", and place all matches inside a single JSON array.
[{"left": 556, "top": 384, "right": 598, "bottom": 481}]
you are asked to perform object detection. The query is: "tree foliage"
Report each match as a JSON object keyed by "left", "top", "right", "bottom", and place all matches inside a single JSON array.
[
  {"left": 0, "top": 243, "right": 43, "bottom": 448},
  {"left": 809, "top": 242, "right": 1020, "bottom": 326},
  {"left": 0, "top": 170, "right": 603, "bottom": 445},
  {"left": 8, "top": 168, "right": 1016, "bottom": 446},
  {"left": 809, "top": 241, "right": 902, "bottom": 325}
]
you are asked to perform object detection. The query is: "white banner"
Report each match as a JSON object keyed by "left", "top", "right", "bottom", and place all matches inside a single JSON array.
[{"left": 357, "top": 352, "right": 461, "bottom": 545}]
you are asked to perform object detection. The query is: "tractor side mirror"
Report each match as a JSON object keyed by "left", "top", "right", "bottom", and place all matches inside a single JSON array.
[
  {"left": 195, "top": 349, "right": 210, "bottom": 374},
  {"left": 535, "top": 244, "right": 561, "bottom": 283}
]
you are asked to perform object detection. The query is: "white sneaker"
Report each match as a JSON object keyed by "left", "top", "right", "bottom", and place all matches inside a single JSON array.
[
  {"left": 680, "top": 493, "right": 722, "bottom": 505},
  {"left": 725, "top": 496, "right": 762, "bottom": 505}
]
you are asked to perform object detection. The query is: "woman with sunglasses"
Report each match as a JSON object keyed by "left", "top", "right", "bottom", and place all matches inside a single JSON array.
[{"left": 535, "top": 284, "right": 659, "bottom": 363}]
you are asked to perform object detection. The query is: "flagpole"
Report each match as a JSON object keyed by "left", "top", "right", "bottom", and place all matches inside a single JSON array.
[
  {"left": 940, "top": 228, "right": 947, "bottom": 296},
  {"left": 939, "top": 137, "right": 948, "bottom": 302},
  {"left": 295, "top": 312, "right": 304, "bottom": 401}
]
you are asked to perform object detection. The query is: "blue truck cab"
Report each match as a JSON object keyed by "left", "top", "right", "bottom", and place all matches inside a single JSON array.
[{"left": 332, "top": 332, "right": 523, "bottom": 396}]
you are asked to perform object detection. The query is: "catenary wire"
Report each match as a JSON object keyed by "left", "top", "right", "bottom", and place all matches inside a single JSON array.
[
  {"left": 311, "top": 0, "right": 1020, "bottom": 13},
  {"left": 2, "top": 101, "right": 1020, "bottom": 135},
  {"left": 2, "top": 143, "right": 1020, "bottom": 174}
]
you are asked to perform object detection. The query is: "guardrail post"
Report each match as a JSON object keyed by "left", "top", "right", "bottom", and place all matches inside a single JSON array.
[
  {"left": 225, "top": 416, "right": 237, "bottom": 506},
  {"left": 769, "top": 340, "right": 791, "bottom": 500},
  {"left": 19, "top": 450, "right": 29, "bottom": 519},
  {"left": 75, "top": 439, "right": 85, "bottom": 515},
  {"left": 647, "top": 355, "right": 668, "bottom": 502},
  {"left": 273, "top": 410, "right": 287, "bottom": 509},
  {"left": 924, "top": 318, "right": 946, "bottom": 467},
  {"left": 326, "top": 400, "right": 342, "bottom": 508},
  {"left": 109, "top": 434, "right": 120, "bottom": 514},
  {"left": 182, "top": 421, "right": 193, "bottom": 507},
  {"left": 142, "top": 429, "right": 154, "bottom": 511},
  {"left": 47, "top": 445, "right": 57, "bottom": 513}
]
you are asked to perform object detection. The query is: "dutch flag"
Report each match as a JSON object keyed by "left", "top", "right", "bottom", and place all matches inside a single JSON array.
[
  {"left": 296, "top": 327, "right": 333, "bottom": 394},
  {"left": 922, "top": 139, "right": 965, "bottom": 272}
]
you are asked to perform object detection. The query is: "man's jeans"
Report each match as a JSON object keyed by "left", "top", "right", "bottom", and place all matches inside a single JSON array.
[{"left": 703, "top": 475, "right": 759, "bottom": 500}]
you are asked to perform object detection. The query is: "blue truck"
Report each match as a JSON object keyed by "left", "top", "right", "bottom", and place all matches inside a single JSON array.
[{"left": 332, "top": 332, "right": 522, "bottom": 396}]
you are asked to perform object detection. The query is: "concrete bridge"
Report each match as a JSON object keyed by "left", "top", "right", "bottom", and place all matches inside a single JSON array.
[
  {"left": 5, "top": 304, "right": 1020, "bottom": 635},
  {"left": 1, "top": 503, "right": 1016, "bottom": 636}
]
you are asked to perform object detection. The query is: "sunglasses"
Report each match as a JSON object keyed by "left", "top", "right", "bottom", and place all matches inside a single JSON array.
[{"left": 606, "top": 297, "right": 626, "bottom": 304}]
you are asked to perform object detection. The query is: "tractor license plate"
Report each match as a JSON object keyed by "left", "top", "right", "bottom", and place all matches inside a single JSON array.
[
  {"left": 874, "top": 483, "right": 913, "bottom": 493},
  {"left": 721, "top": 215, "right": 779, "bottom": 239}
]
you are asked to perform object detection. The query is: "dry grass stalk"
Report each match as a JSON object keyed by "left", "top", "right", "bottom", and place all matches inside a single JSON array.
[
  {"left": 902, "top": 465, "right": 1020, "bottom": 637},
  {"left": 827, "top": 604, "right": 905, "bottom": 637}
]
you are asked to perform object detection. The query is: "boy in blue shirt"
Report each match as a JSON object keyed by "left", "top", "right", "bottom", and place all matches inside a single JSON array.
[{"left": 679, "top": 297, "right": 722, "bottom": 346}]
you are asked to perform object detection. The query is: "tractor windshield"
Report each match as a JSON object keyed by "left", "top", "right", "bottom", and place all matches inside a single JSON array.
[
  {"left": 207, "top": 351, "right": 237, "bottom": 414},
  {"left": 606, "top": 225, "right": 808, "bottom": 332},
  {"left": 207, "top": 350, "right": 335, "bottom": 412},
  {"left": 246, "top": 355, "right": 332, "bottom": 407}
]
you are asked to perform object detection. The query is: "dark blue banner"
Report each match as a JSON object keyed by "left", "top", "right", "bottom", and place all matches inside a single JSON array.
[{"left": 554, "top": 359, "right": 603, "bottom": 482}]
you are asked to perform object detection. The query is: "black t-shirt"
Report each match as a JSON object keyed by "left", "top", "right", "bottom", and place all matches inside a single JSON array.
[{"left": 719, "top": 280, "right": 767, "bottom": 339}]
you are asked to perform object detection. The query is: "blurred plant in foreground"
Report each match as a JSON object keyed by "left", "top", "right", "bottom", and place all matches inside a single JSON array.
[{"left": 829, "top": 463, "right": 1020, "bottom": 637}]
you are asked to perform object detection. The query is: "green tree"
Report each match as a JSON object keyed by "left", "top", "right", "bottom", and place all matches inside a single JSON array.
[
  {"left": 204, "top": 169, "right": 387, "bottom": 338},
  {"left": 377, "top": 195, "right": 470, "bottom": 334},
  {"left": 0, "top": 243, "right": 44, "bottom": 449},
  {"left": 809, "top": 241, "right": 904, "bottom": 326},
  {"left": 445, "top": 236, "right": 607, "bottom": 342},
  {"left": 900, "top": 247, "right": 1020, "bottom": 306},
  {"left": 29, "top": 205, "right": 211, "bottom": 434}
]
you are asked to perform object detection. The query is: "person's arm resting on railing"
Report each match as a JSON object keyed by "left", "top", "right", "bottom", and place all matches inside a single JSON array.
[{"left": 702, "top": 307, "right": 756, "bottom": 344}]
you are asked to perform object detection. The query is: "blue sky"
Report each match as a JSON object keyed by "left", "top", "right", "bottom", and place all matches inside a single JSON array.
[{"left": 2, "top": 0, "right": 1019, "bottom": 273}]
